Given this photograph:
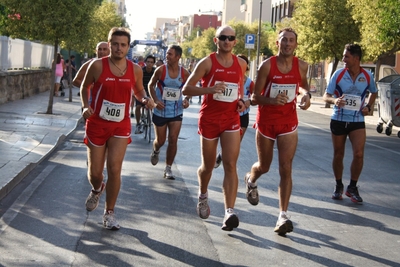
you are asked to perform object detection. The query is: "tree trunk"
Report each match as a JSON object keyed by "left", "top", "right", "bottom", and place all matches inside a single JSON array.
[
  {"left": 325, "top": 57, "right": 340, "bottom": 108},
  {"left": 308, "top": 64, "right": 314, "bottom": 92},
  {"left": 46, "top": 40, "right": 58, "bottom": 114},
  {"left": 68, "top": 49, "right": 73, "bottom": 102}
]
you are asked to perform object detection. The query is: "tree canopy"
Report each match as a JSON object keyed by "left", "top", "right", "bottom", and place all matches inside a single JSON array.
[
  {"left": 290, "top": 0, "right": 360, "bottom": 74},
  {"left": 349, "top": 0, "right": 400, "bottom": 62},
  {"left": 0, "top": 0, "right": 125, "bottom": 113},
  {"left": 181, "top": 20, "right": 274, "bottom": 62}
]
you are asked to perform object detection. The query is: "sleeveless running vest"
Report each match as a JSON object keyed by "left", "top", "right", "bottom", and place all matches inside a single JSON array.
[
  {"left": 256, "top": 56, "right": 302, "bottom": 125},
  {"left": 89, "top": 57, "right": 136, "bottom": 124},
  {"left": 200, "top": 52, "right": 243, "bottom": 120},
  {"left": 153, "top": 65, "right": 185, "bottom": 118}
]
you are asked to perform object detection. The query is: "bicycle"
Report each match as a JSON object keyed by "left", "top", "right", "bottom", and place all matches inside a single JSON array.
[{"left": 140, "top": 106, "right": 152, "bottom": 143}]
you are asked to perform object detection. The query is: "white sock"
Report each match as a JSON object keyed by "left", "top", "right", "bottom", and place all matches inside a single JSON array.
[
  {"left": 226, "top": 208, "right": 234, "bottom": 214},
  {"left": 248, "top": 178, "right": 257, "bottom": 188},
  {"left": 93, "top": 184, "right": 102, "bottom": 193},
  {"left": 199, "top": 191, "right": 208, "bottom": 199}
]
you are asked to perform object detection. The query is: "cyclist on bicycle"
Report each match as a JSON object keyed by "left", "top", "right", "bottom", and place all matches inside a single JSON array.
[{"left": 134, "top": 55, "right": 156, "bottom": 134}]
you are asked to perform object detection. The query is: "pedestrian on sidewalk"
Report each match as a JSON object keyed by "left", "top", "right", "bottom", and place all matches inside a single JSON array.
[
  {"left": 182, "top": 25, "right": 247, "bottom": 231},
  {"left": 244, "top": 27, "right": 311, "bottom": 235},
  {"left": 53, "top": 53, "right": 65, "bottom": 97},
  {"left": 323, "top": 43, "right": 377, "bottom": 204},
  {"left": 80, "top": 27, "right": 154, "bottom": 230},
  {"left": 148, "top": 45, "right": 191, "bottom": 179}
]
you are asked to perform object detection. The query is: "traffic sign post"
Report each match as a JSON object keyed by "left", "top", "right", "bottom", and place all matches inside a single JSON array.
[
  {"left": 245, "top": 34, "right": 255, "bottom": 65},
  {"left": 245, "top": 34, "right": 255, "bottom": 49}
]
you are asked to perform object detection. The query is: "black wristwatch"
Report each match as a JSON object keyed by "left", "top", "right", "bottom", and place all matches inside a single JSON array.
[{"left": 305, "top": 92, "right": 312, "bottom": 99}]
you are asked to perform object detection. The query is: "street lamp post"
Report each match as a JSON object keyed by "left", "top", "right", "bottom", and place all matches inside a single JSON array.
[{"left": 256, "top": 0, "right": 263, "bottom": 70}]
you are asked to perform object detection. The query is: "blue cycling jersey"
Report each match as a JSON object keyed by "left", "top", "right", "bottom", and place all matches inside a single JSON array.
[{"left": 326, "top": 68, "right": 377, "bottom": 122}]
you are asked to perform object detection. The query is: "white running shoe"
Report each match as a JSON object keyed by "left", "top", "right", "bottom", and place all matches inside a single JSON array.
[
  {"left": 85, "top": 182, "right": 106, "bottom": 212},
  {"left": 196, "top": 197, "right": 210, "bottom": 219},
  {"left": 134, "top": 124, "right": 142, "bottom": 134},
  {"left": 103, "top": 210, "right": 120, "bottom": 230},
  {"left": 244, "top": 173, "right": 259, "bottom": 206},
  {"left": 150, "top": 150, "right": 159, "bottom": 166},
  {"left": 274, "top": 213, "right": 293, "bottom": 235},
  {"left": 164, "top": 165, "right": 174, "bottom": 180},
  {"left": 221, "top": 208, "right": 239, "bottom": 231}
]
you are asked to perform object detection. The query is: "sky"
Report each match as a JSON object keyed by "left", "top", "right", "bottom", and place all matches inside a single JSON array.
[{"left": 125, "top": 0, "right": 224, "bottom": 40}]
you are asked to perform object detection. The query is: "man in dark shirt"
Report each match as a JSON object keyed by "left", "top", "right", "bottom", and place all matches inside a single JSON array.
[{"left": 135, "top": 55, "right": 156, "bottom": 134}]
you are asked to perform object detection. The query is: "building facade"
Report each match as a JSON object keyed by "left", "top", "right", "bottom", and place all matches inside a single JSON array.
[
  {"left": 270, "top": 0, "right": 296, "bottom": 26},
  {"left": 108, "top": 0, "right": 126, "bottom": 19}
]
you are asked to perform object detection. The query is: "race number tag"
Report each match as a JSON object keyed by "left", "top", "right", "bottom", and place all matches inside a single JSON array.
[
  {"left": 213, "top": 81, "right": 238, "bottom": 102},
  {"left": 99, "top": 100, "right": 125, "bottom": 122},
  {"left": 343, "top": 94, "right": 362, "bottom": 111},
  {"left": 270, "top": 83, "right": 297, "bottom": 102},
  {"left": 162, "top": 87, "right": 180, "bottom": 101}
]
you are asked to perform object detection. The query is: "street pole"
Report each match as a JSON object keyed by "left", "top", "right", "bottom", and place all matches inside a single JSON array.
[{"left": 256, "top": 0, "right": 263, "bottom": 71}]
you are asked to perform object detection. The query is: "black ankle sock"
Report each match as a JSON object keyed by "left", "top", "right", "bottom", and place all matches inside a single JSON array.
[
  {"left": 336, "top": 179, "right": 343, "bottom": 186},
  {"left": 349, "top": 180, "right": 357, "bottom": 187}
]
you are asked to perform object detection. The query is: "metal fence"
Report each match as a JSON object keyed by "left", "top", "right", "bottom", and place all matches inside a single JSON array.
[{"left": 0, "top": 36, "right": 54, "bottom": 71}]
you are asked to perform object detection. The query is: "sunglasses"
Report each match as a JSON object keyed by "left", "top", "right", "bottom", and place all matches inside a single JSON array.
[{"left": 217, "top": 35, "right": 236, "bottom": 41}]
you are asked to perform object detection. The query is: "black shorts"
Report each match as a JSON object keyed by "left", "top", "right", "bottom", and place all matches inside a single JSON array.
[
  {"left": 330, "top": 120, "right": 365, "bottom": 135},
  {"left": 152, "top": 114, "right": 183, "bottom": 127},
  {"left": 240, "top": 113, "right": 249, "bottom": 128}
]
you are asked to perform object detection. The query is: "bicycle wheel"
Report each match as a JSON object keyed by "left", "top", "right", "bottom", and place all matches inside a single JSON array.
[
  {"left": 146, "top": 108, "right": 152, "bottom": 143},
  {"left": 142, "top": 112, "right": 148, "bottom": 140}
]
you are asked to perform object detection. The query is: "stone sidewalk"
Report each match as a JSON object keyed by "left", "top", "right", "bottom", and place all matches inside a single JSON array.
[{"left": 0, "top": 87, "right": 82, "bottom": 199}]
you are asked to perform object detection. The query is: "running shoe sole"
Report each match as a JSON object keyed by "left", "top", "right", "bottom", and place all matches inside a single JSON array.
[
  {"left": 164, "top": 173, "right": 175, "bottom": 180},
  {"left": 244, "top": 173, "right": 259, "bottom": 206},
  {"left": 274, "top": 219, "right": 293, "bottom": 235},
  {"left": 222, "top": 213, "right": 239, "bottom": 231},
  {"left": 345, "top": 191, "right": 363, "bottom": 204}
]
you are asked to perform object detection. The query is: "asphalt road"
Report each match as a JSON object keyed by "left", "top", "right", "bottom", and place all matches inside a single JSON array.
[{"left": 0, "top": 103, "right": 399, "bottom": 267}]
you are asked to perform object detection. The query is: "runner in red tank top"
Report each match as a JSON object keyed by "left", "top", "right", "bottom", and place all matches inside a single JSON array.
[
  {"left": 244, "top": 28, "right": 311, "bottom": 235},
  {"left": 183, "top": 25, "right": 247, "bottom": 231},
  {"left": 80, "top": 27, "right": 154, "bottom": 231}
]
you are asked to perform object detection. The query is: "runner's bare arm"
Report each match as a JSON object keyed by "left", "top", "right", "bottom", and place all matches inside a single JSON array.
[
  {"left": 298, "top": 60, "right": 311, "bottom": 110},
  {"left": 182, "top": 57, "right": 216, "bottom": 97},
  {"left": 73, "top": 60, "right": 91, "bottom": 87},
  {"left": 148, "top": 66, "right": 162, "bottom": 102},
  {"left": 80, "top": 59, "right": 101, "bottom": 109},
  {"left": 251, "top": 59, "right": 272, "bottom": 106}
]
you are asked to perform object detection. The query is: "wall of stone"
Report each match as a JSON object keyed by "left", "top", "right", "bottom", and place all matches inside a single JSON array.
[{"left": 0, "top": 70, "right": 52, "bottom": 104}]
